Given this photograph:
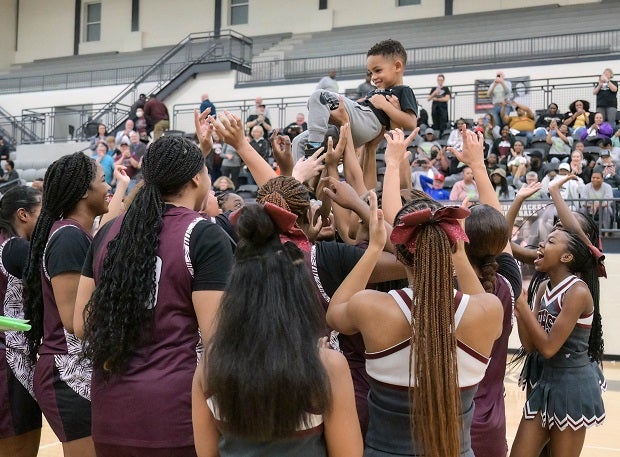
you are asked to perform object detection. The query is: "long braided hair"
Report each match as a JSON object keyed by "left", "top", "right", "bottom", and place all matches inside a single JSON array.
[
  {"left": 82, "top": 136, "right": 206, "bottom": 376},
  {"left": 464, "top": 204, "right": 509, "bottom": 293},
  {"left": 23, "top": 152, "right": 97, "bottom": 359},
  {"left": 394, "top": 196, "right": 462, "bottom": 457},
  {"left": 562, "top": 229, "right": 604, "bottom": 363}
]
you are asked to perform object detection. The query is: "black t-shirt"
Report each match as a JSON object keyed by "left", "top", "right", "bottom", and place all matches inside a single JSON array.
[
  {"left": 596, "top": 80, "right": 618, "bottom": 108},
  {"left": 313, "top": 241, "right": 365, "bottom": 297},
  {"left": 83, "top": 217, "right": 231, "bottom": 291},
  {"left": 2, "top": 237, "right": 29, "bottom": 279},
  {"left": 246, "top": 114, "right": 272, "bottom": 139},
  {"left": 361, "top": 85, "right": 418, "bottom": 129},
  {"left": 429, "top": 86, "right": 451, "bottom": 108},
  {"left": 46, "top": 226, "right": 91, "bottom": 278}
]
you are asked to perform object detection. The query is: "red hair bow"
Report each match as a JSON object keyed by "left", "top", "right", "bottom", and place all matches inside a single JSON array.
[
  {"left": 588, "top": 244, "right": 607, "bottom": 278},
  {"left": 390, "top": 206, "right": 470, "bottom": 253},
  {"left": 230, "top": 202, "right": 311, "bottom": 253}
]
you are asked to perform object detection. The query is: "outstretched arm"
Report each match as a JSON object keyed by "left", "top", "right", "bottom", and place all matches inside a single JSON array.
[{"left": 548, "top": 174, "right": 593, "bottom": 247}]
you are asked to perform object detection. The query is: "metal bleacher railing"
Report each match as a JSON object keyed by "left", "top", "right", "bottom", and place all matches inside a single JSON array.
[
  {"left": 235, "top": 29, "right": 620, "bottom": 85},
  {"left": 0, "top": 30, "right": 252, "bottom": 145}
]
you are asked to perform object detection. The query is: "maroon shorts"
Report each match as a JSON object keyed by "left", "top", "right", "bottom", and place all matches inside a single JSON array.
[
  {"left": 0, "top": 351, "right": 42, "bottom": 438},
  {"left": 94, "top": 442, "right": 197, "bottom": 457},
  {"left": 33, "top": 354, "right": 91, "bottom": 442}
]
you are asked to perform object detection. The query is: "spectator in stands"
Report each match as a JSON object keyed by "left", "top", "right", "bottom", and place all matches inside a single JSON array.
[
  {"left": 134, "top": 108, "right": 148, "bottom": 141},
  {"left": 493, "top": 125, "right": 516, "bottom": 164},
  {"left": 417, "top": 128, "right": 441, "bottom": 159},
  {"left": 283, "top": 113, "right": 307, "bottom": 140},
  {"left": 593, "top": 68, "right": 617, "bottom": 123},
  {"left": 1, "top": 160, "right": 19, "bottom": 182},
  {"left": 447, "top": 118, "right": 467, "bottom": 152},
  {"left": 89, "top": 123, "right": 108, "bottom": 151},
  {"left": 220, "top": 142, "right": 242, "bottom": 189},
  {"left": 613, "top": 127, "right": 620, "bottom": 149},
  {"left": 105, "top": 136, "right": 117, "bottom": 157},
  {"left": 114, "top": 137, "right": 140, "bottom": 190},
  {"left": 129, "top": 131, "right": 146, "bottom": 160},
  {"left": 524, "top": 149, "right": 547, "bottom": 181},
  {"left": 601, "top": 161, "right": 620, "bottom": 188},
  {"left": 128, "top": 93, "right": 146, "bottom": 121},
  {"left": 206, "top": 132, "right": 223, "bottom": 182},
  {"left": 533, "top": 102, "right": 563, "bottom": 140},
  {"left": 92, "top": 142, "right": 114, "bottom": 185},
  {"left": 411, "top": 156, "right": 438, "bottom": 189},
  {"left": 477, "top": 113, "right": 500, "bottom": 140},
  {"left": 419, "top": 171, "right": 450, "bottom": 200},
  {"left": 0, "top": 135, "right": 9, "bottom": 161},
  {"left": 570, "top": 149, "right": 591, "bottom": 184},
  {"left": 449, "top": 166, "right": 478, "bottom": 201},
  {"left": 245, "top": 104, "right": 272, "bottom": 139},
  {"left": 543, "top": 163, "right": 584, "bottom": 206},
  {"left": 427, "top": 73, "right": 451, "bottom": 133},
  {"left": 418, "top": 106, "right": 429, "bottom": 132},
  {"left": 213, "top": 176, "right": 235, "bottom": 195},
  {"left": 249, "top": 125, "right": 270, "bottom": 164},
  {"left": 114, "top": 119, "right": 135, "bottom": 145},
  {"left": 583, "top": 167, "right": 614, "bottom": 232},
  {"left": 546, "top": 120, "right": 572, "bottom": 161},
  {"left": 199, "top": 92, "right": 216, "bottom": 117},
  {"left": 501, "top": 100, "right": 535, "bottom": 143},
  {"left": 490, "top": 168, "right": 516, "bottom": 200},
  {"left": 487, "top": 70, "right": 512, "bottom": 127},
  {"left": 506, "top": 140, "right": 528, "bottom": 176},
  {"left": 580, "top": 112, "right": 614, "bottom": 145},
  {"left": 357, "top": 71, "right": 375, "bottom": 99},
  {"left": 485, "top": 152, "right": 504, "bottom": 175},
  {"left": 316, "top": 68, "right": 338, "bottom": 92},
  {"left": 144, "top": 94, "right": 170, "bottom": 140},
  {"left": 563, "top": 99, "right": 594, "bottom": 136}
]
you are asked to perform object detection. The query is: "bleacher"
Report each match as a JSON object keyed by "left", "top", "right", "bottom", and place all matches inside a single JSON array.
[{"left": 281, "top": 3, "right": 620, "bottom": 59}]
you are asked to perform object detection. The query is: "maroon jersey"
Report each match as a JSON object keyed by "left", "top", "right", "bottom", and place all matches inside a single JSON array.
[{"left": 87, "top": 206, "right": 233, "bottom": 448}]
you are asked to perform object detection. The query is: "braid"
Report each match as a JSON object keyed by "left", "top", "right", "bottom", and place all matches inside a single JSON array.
[
  {"left": 395, "top": 198, "right": 461, "bottom": 456},
  {"left": 82, "top": 136, "right": 205, "bottom": 376},
  {"left": 409, "top": 225, "right": 461, "bottom": 457},
  {"left": 23, "top": 153, "right": 96, "bottom": 359},
  {"left": 256, "top": 176, "right": 310, "bottom": 221}
]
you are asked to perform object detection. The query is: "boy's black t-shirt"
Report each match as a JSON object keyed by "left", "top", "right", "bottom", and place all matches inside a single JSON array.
[{"left": 361, "top": 85, "right": 418, "bottom": 129}]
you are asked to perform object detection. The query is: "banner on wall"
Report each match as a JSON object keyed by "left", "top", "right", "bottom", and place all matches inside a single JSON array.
[{"left": 474, "top": 77, "right": 530, "bottom": 112}]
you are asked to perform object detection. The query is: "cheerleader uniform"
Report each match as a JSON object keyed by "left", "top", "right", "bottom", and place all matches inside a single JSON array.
[
  {"left": 364, "top": 288, "right": 490, "bottom": 457},
  {"left": 0, "top": 235, "right": 41, "bottom": 438},
  {"left": 33, "top": 220, "right": 93, "bottom": 442},
  {"left": 522, "top": 275, "right": 605, "bottom": 430}
]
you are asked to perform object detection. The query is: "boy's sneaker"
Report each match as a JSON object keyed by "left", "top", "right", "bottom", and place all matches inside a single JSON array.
[{"left": 319, "top": 91, "right": 340, "bottom": 110}]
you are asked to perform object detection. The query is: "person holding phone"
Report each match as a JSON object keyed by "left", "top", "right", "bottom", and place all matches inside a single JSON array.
[{"left": 487, "top": 71, "right": 512, "bottom": 127}]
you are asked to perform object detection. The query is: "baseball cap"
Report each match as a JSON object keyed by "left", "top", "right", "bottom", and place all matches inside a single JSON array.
[
  {"left": 558, "top": 163, "right": 570, "bottom": 172},
  {"left": 527, "top": 150, "right": 543, "bottom": 159},
  {"left": 120, "top": 136, "right": 130, "bottom": 146},
  {"left": 491, "top": 168, "right": 507, "bottom": 178},
  {"left": 434, "top": 172, "right": 445, "bottom": 182},
  {"left": 600, "top": 149, "right": 610, "bottom": 157},
  {"left": 424, "top": 128, "right": 435, "bottom": 135}
]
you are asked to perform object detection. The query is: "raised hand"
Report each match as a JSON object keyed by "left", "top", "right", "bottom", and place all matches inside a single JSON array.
[
  {"left": 516, "top": 181, "right": 543, "bottom": 200},
  {"left": 321, "top": 176, "right": 365, "bottom": 212},
  {"left": 446, "top": 129, "right": 485, "bottom": 168},
  {"left": 194, "top": 108, "right": 214, "bottom": 154},
  {"left": 367, "top": 190, "right": 386, "bottom": 251},
  {"left": 291, "top": 148, "right": 325, "bottom": 184},
  {"left": 209, "top": 111, "right": 245, "bottom": 149},
  {"left": 384, "top": 127, "right": 418, "bottom": 167}
]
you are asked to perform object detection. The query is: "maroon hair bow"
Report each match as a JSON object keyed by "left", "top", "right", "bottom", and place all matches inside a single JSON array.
[
  {"left": 229, "top": 202, "right": 311, "bottom": 253},
  {"left": 390, "top": 206, "right": 470, "bottom": 253},
  {"left": 588, "top": 244, "right": 607, "bottom": 278}
]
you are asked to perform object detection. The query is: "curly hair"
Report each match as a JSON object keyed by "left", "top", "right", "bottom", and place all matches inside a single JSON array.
[
  {"left": 0, "top": 186, "right": 41, "bottom": 237},
  {"left": 394, "top": 196, "right": 461, "bottom": 457},
  {"left": 82, "top": 136, "right": 206, "bottom": 376},
  {"left": 23, "top": 153, "right": 96, "bottom": 359},
  {"left": 367, "top": 39, "right": 407, "bottom": 65},
  {"left": 205, "top": 204, "right": 330, "bottom": 440},
  {"left": 464, "top": 204, "right": 509, "bottom": 293}
]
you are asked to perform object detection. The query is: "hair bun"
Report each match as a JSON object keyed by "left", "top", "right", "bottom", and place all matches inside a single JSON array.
[{"left": 236, "top": 205, "right": 278, "bottom": 247}]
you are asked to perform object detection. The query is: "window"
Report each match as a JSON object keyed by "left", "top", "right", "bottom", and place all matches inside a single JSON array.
[
  {"left": 85, "top": 2, "right": 101, "bottom": 42},
  {"left": 319, "top": 0, "right": 327, "bottom": 9},
  {"left": 397, "top": 0, "right": 421, "bottom": 5},
  {"left": 230, "top": 0, "right": 248, "bottom": 25}
]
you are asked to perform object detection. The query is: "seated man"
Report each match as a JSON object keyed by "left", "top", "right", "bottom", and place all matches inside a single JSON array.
[
  {"left": 419, "top": 171, "right": 450, "bottom": 201},
  {"left": 501, "top": 100, "right": 535, "bottom": 143},
  {"left": 546, "top": 120, "right": 573, "bottom": 161},
  {"left": 416, "top": 128, "right": 441, "bottom": 159},
  {"left": 1, "top": 160, "right": 19, "bottom": 182}
]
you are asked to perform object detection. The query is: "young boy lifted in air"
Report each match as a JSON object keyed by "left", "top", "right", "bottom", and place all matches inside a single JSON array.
[{"left": 293, "top": 39, "right": 418, "bottom": 158}]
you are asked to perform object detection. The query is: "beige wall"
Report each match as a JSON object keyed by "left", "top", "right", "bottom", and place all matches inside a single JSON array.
[
  {"left": 0, "top": 0, "right": 17, "bottom": 71},
  {"left": 14, "top": 0, "right": 74, "bottom": 64},
  {"left": 9, "top": 0, "right": 604, "bottom": 64}
]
